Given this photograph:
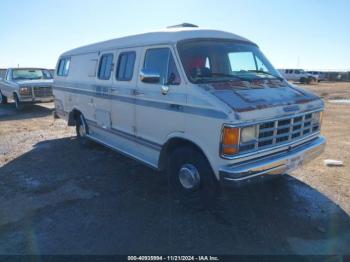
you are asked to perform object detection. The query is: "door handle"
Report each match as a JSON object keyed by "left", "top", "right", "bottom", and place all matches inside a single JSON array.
[
  {"left": 133, "top": 90, "right": 144, "bottom": 96},
  {"left": 110, "top": 87, "right": 118, "bottom": 92}
]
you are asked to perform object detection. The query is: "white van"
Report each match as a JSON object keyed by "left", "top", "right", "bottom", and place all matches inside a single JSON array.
[{"left": 53, "top": 25, "right": 326, "bottom": 203}]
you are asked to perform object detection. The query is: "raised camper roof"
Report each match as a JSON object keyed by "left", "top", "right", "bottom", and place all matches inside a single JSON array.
[{"left": 61, "top": 25, "right": 256, "bottom": 57}]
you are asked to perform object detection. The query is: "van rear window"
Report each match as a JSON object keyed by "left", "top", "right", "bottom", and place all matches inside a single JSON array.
[
  {"left": 98, "top": 54, "right": 114, "bottom": 80},
  {"left": 116, "top": 52, "right": 136, "bottom": 81}
]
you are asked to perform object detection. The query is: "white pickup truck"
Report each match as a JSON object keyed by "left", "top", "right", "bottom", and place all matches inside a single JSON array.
[
  {"left": 278, "top": 69, "right": 316, "bottom": 84},
  {"left": 0, "top": 68, "right": 54, "bottom": 110}
]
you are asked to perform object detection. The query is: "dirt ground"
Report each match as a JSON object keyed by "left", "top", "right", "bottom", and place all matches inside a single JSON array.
[
  {"left": 0, "top": 82, "right": 350, "bottom": 255},
  {"left": 292, "top": 82, "right": 350, "bottom": 213}
]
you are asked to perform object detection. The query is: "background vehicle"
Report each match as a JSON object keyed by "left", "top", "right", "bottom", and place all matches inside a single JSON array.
[
  {"left": 54, "top": 26, "right": 326, "bottom": 204},
  {"left": 279, "top": 69, "right": 316, "bottom": 84},
  {"left": 0, "top": 68, "right": 54, "bottom": 110}
]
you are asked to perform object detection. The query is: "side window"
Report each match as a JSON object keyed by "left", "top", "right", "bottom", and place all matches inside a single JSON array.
[
  {"left": 116, "top": 52, "right": 136, "bottom": 81},
  {"left": 98, "top": 54, "right": 114, "bottom": 80},
  {"left": 57, "top": 57, "right": 71, "bottom": 76},
  {"left": 143, "top": 48, "right": 180, "bottom": 85},
  {"left": 295, "top": 70, "right": 300, "bottom": 74}
]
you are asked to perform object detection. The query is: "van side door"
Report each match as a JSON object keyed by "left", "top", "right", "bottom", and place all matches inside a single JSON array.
[
  {"left": 94, "top": 52, "right": 115, "bottom": 129},
  {"left": 135, "top": 46, "right": 185, "bottom": 154},
  {"left": 111, "top": 48, "right": 139, "bottom": 135}
]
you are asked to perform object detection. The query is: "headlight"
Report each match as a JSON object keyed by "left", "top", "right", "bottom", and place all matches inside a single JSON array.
[
  {"left": 241, "top": 126, "right": 258, "bottom": 143},
  {"left": 19, "top": 86, "right": 32, "bottom": 96},
  {"left": 312, "top": 112, "right": 320, "bottom": 123},
  {"left": 312, "top": 111, "right": 323, "bottom": 125}
]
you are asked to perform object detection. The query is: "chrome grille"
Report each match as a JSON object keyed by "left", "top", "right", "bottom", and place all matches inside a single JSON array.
[
  {"left": 240, "top": 112, "right": 320, "bottom": 152},
  {"left": 33, "top": 86, "right": 53, "bottom": 97}
]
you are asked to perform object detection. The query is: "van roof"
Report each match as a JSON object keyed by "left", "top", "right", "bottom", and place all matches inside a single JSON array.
[{"left": 61, "top": 27, "right": 256, "bottom": 57}]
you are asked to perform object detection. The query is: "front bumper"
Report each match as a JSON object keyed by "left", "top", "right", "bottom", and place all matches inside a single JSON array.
[
  {"left": 219, "top": 136, "right": 326, "bottom": 187},
  {"left": 20, "top": 96, "right": 54, "bottom": 103}
]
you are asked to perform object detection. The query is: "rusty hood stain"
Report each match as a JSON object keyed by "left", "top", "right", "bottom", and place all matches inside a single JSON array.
[{"left": 205, "top": 80, "right": 320, "bottom": 112}]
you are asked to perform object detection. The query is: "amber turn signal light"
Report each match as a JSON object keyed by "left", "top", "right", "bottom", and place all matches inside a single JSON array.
[{"left": 222, "top": 127, "right": 240, "bottom": 155}]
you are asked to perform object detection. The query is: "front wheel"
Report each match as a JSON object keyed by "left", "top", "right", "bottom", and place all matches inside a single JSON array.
[{"left": 167, "top": 146, "right": 220, "bottom": 207}]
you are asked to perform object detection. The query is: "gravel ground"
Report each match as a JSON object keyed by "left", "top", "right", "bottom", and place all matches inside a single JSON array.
[{"left": 0, "top": 82, "right": 350, "bottom": 255}]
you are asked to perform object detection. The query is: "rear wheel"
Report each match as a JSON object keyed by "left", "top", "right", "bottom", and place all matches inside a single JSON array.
[
  {"left": 0, "top": 90, "right": 7, "bottom": 104},
  {"left": 167, "top": 146, "right": 220, "bottom": 207},
  {"left": 14, "top": 93, "right": 24, "bottom": 111},
  {"left": 76, "top": 113, "right": 90, "bottom": 145}
]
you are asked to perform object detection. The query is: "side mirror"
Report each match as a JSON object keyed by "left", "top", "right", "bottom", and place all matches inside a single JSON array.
[{"left": 140, "top": 69, "right": 160, "bottom": 84}]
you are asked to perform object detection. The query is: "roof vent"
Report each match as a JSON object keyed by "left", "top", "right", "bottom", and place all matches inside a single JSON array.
[{"left": 167, "top": 23, "right": 199, "bottom": 29}]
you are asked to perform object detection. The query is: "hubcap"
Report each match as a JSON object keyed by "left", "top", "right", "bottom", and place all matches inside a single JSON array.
[{"left": 178, "top": 164, "right": 200, "bottom": 190}]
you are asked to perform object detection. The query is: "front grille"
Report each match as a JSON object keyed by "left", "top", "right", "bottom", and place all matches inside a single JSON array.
[
  {"left": 33, "top": 86, "right": 53, "bottom": 97},
  {"left": 240, "top": 112, "right": 320, "bottom": 153}
]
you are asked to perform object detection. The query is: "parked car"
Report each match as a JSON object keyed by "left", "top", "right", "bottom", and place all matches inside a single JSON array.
[
  {"left": 53, "top": 25, "right": 326, "bottom": 204},
  {"left": 279, "top": 69, "right": 316, "bottom": 84},
  {"left": 0, "top": 68, "right": 54, "bottom": 110},
  {"left": 307, "top": 71, "right": 326, "bottom": 82}
]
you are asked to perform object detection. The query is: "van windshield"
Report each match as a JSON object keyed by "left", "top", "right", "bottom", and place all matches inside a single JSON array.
[
  {"left": 178, "top": 40, "right": 282, "bottom": 84},
  {"left": 12, "top": 69, "right": 53, "bottom": 81}
]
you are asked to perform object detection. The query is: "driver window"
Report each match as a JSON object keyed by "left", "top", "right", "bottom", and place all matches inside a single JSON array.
[{"left": 143, "top": 48, "right": 180, "bottom": 85}]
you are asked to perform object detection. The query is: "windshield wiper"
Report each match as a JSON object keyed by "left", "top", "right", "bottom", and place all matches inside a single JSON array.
[{"left": 248, "top": 70, "right": 284, "bottom": 81}]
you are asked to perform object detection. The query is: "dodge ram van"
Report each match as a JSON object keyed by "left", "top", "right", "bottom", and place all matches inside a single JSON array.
[{"left": 53, "top": 24, "right": 326, "bottom": 203}]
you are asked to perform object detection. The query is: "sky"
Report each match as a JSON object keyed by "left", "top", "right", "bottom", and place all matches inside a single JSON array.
[{"left": 0, "top": 0, "right": 349, "bottom": 70}]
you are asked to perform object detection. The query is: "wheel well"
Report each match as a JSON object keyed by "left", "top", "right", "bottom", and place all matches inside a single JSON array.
[
  {"left": 158, "top": 137, "right": 210, "bottom": 172},
  {"left": 68, "top": 109, "right": 81, "bottom": 126}
]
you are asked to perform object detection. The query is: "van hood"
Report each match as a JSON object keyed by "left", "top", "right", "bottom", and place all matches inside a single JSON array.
[
  {"left": 15, "top": 79, "right": 53, "bottom": 86},
  {"left": 202, "top": 79, "right": 323, "bottom": 120}
]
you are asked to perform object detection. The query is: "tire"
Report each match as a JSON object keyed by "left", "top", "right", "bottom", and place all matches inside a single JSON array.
[
  {"left": 14, "top": 93, "right": 24, "bottom": 111},
  {"left": 76, "top": 113, "right": 90, "bottom": 146},
  {"left": 0, "top": 90, "right": 7, "bottom": 104},
  {"left": 299, "top": 77, "right": 306, "bottom": 84},
  {"left": 167, "top": 146, "right": 220, "bottom": 207}
]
